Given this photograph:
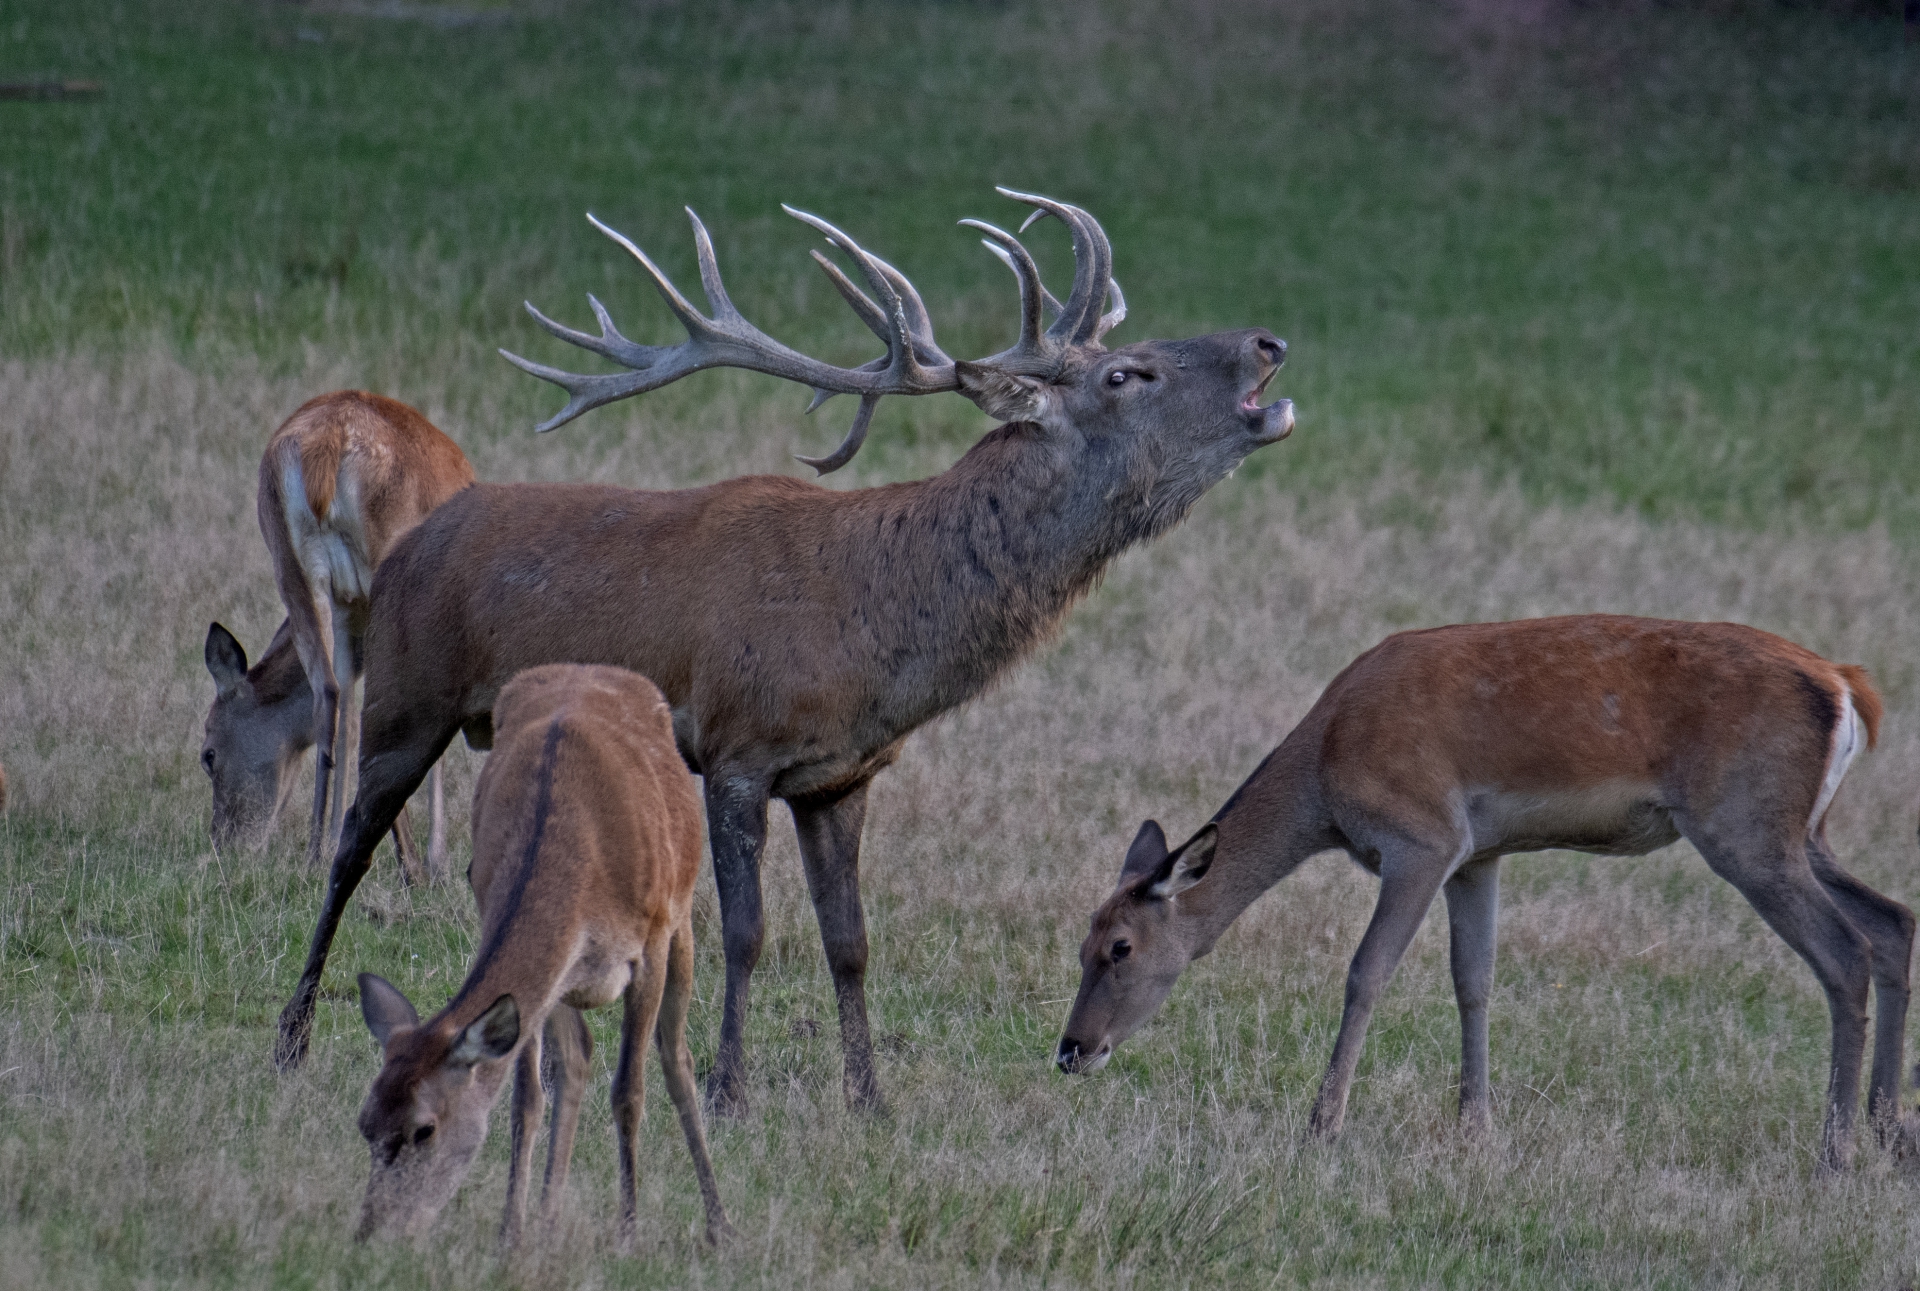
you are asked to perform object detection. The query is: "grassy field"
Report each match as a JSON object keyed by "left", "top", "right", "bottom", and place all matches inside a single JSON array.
[{"left": 4, "top": 1, "right": 1920, "bottom": 1286}]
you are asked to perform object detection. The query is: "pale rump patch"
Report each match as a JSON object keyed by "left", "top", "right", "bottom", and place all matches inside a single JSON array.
[
  {"left": 1808, "top": 683, "right": 1863, "bottom": 833},
  {"left": 282, "top": 454, "right": 374, "bottom": 606}
]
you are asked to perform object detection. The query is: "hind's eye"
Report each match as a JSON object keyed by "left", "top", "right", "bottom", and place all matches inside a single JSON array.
[
  {"left": 412, "top": 1124, "right": 435, "bottom": 1146},
  {"left": 1111, "top": 940, "right": 1132, "bottom": 962}
]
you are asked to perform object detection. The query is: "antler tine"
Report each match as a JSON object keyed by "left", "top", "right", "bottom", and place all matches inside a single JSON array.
[
  {"left": 870, "top": 252, "right": 952, "bottom": 366},
  {"left": 498, "top": 344, "right": 660, "bottom": 435},
  {"left": 1067, "top": 202, "right": 1115, "bottom": 345},
  {"left": 960, "top": 219, "right": 1049, "bottom": 353},
  {"left": 794, "top": 391, "right": 880, "bottom": 474},
  {"left": 996, "top": 188, "right": 1102, "bottom": 347},
  {"left": 781, "top": 205, "right": 924, "bottom": 382},
  {"left": 684, "top": 207, "right": 741, "bottom": 323},
  {"left": 980, "top": 243, "right": 1065, "bottom": 320},
  {"left": 585, "top": 213, "right": 721, "bottom": 341},
  {"left": 505, "top": 205, "right": 957, "bottom": 458},
  {"left": 810, "top": 250, "right": 891, "bottom": 346}
]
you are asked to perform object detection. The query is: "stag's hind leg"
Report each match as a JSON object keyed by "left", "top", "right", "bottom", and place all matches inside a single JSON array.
[
  {"left": 1684, "top": 818, "right": 1873, "bottom": 1171},
  {"left": 657, "top": 921, "right": 733, "bottom": 1243},
  {"left": 792, "top": 783, "right": 883, "bottom": 1113},
  {"left": 1807, "top": 829, "right": 1915, "bottom": 1132}
]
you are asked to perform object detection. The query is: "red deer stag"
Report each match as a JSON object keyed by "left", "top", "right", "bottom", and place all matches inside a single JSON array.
[
  {"left": 354, "top": 665, "right": 730, "bottom": 1245},
  {"left": 274, "top": 190, "right": 1296, "bottom": 1118},
  {"left": 202, "top": 391, "right": 474, "bottom": 880},
  {"left": 1057, "top": 615, "right": 1911, "bottom": 1171}
]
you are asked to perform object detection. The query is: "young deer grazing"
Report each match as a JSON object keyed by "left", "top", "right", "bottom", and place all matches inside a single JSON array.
[
  {"left": 1058, "top": 615, "right": 1912, "bottom": 1172},
  {"left": 201, "top": 391, "right": 474, "bottom": 880},
  {"left": 273, "top": 190, "right": 1296, "bottom": 1119},
  {"left": 354, "top": 664, "right": 730, "bottom": 1246}
]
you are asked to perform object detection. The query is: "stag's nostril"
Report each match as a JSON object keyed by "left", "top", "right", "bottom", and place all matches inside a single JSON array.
[{"left": 1256, "top": 335, "right": 1287, "bottom": 365}]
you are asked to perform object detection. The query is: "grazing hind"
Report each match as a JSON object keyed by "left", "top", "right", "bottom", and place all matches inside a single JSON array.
[
  {"left": 354, "top": 664, "right": 730, "bottom": 1246},
  {"left": 201, "top": 390, "right": 473, "bottom": 879},
  {"left": 1057, "top": 615, "right": 1912, "bottom": 1172}
]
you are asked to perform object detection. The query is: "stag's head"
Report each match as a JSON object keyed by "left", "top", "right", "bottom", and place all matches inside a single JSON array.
[
  {"left": 353, "top": 974, "right": 519, "bottom": 1241},
  {"left": 1057, "top": 820, "right": 1218, "bottom": 1075},
  {"left": 201, "top": 621, "right": 310, "bottom": 853},
  {"left": 501, "top": 189, "right": 1292, "bottom": 491}
]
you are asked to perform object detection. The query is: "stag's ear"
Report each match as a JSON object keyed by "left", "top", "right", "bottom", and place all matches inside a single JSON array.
[
  {"left": 447, "top": 995, "right": 519, "bottom": 1067},
  {"left": 1147, "top": 825, "right": 1218, "bottom": 901},
  {"left": 1117, "top": 819, "right": 1170, "bottom": 889},
  {"left": 359, "top": 973, "right": 420, "bottom": 1050},
  {"left": 954, "top": 360, "right": 1049, "bottom": 423},
  {"left": 205, "top": 622, "right": 249, "bottom": 697}
]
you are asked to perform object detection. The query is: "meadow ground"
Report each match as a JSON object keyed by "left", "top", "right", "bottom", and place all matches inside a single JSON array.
[{"left": 3, "top": 1, "right": 1920, "bottom": 1286}]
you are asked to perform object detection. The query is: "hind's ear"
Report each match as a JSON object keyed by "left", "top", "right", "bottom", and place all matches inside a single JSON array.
[
  {"left": 359, "top": 973, "right": 420, "bottom": 1050},
  {"left": 205, "top": 622, "right": 249, "bottom": 697},
  {"left": 447, "top": 995, "right": 519, "bottom": 1068},
  {"left": 1147, "top": 825, "right": 1217, "bottom": 901},
  {"left": 1117, "top": 819, "right": 1170, "bottom": 889}
]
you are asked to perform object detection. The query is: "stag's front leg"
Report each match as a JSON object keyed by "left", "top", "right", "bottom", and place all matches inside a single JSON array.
[
  {"left": 275, "top": 720, "right": 451, "bottom": 1069},
  {"left": 1309, "top": 839, "right": 1460, "bottom": 1139},
  {"left": 704, "top": 772, "right": 770, "bottom": 1117},
  {"left": 1442, "top": 855, "right": 1501, "bottom": 1136},
  {"left": 792, "top": 783, "right": 884, "bottom": 1113}
]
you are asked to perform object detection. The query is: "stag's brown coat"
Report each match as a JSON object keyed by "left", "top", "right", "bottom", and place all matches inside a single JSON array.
[{"left": 276, "top": 194, "right": 1295, "bottom": 1117}]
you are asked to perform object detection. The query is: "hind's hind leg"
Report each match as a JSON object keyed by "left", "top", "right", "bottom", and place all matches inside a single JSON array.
[
  {"left": 1684, "top": 816, "right": 1873, "bottom": 1172},
  {"left": 1809, "top": 829, "right": 1915, "bottom": 1131}
]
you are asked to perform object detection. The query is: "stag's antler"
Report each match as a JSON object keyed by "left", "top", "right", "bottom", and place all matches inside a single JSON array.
[{"left": 503, "top": 191, "right": 1125, "bottom": 473}]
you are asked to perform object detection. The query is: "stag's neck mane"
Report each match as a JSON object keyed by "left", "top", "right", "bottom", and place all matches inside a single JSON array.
[{"left": 834, "top": 417, "right": 1193, "bottom": 727}]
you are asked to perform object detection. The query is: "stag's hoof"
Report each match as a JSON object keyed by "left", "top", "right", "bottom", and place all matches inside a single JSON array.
[
  {"left": 273, "top": 1006, "right": 314, "bottom": 1072},
  {"left": 704, "top": 1071, "right": 750, "bottom": 1120}
]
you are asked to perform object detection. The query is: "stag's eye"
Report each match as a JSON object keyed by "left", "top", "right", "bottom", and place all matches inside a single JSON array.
[
  {"left": 412, "top": 1124, "right": 435, "bottom": 1146},
  {"left": 1107, "top": 370, "right": 1127, "bottom": 386},
  {"left": 1110, "top": 939, "right": 1132, "bottom": 962}
]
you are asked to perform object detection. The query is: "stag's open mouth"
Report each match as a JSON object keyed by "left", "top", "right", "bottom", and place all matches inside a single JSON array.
[{"left": 1243, "top": 370, "right": 1295, "bottom": 443}]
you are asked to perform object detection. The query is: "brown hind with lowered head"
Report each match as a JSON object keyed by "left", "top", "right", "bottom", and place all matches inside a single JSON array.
[
  {"left": 354, "top": 664, "right": 730, "bottom": 1246},
  {"left": 1059, "top": 615, "right": 1911, "bottom": 1173}
]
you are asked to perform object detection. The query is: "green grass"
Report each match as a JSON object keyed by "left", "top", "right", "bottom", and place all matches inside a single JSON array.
[
  {"left": 7, "top": 1, "right": 1920, "bottom": 1286},
  {"left": 4, "top": 0, "right": 1919, "bottom": 522}
]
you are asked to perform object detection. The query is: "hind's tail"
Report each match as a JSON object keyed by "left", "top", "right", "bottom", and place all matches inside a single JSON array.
[{"left": 1836, "top": 663, "right": 1882, "bottom": 750}]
